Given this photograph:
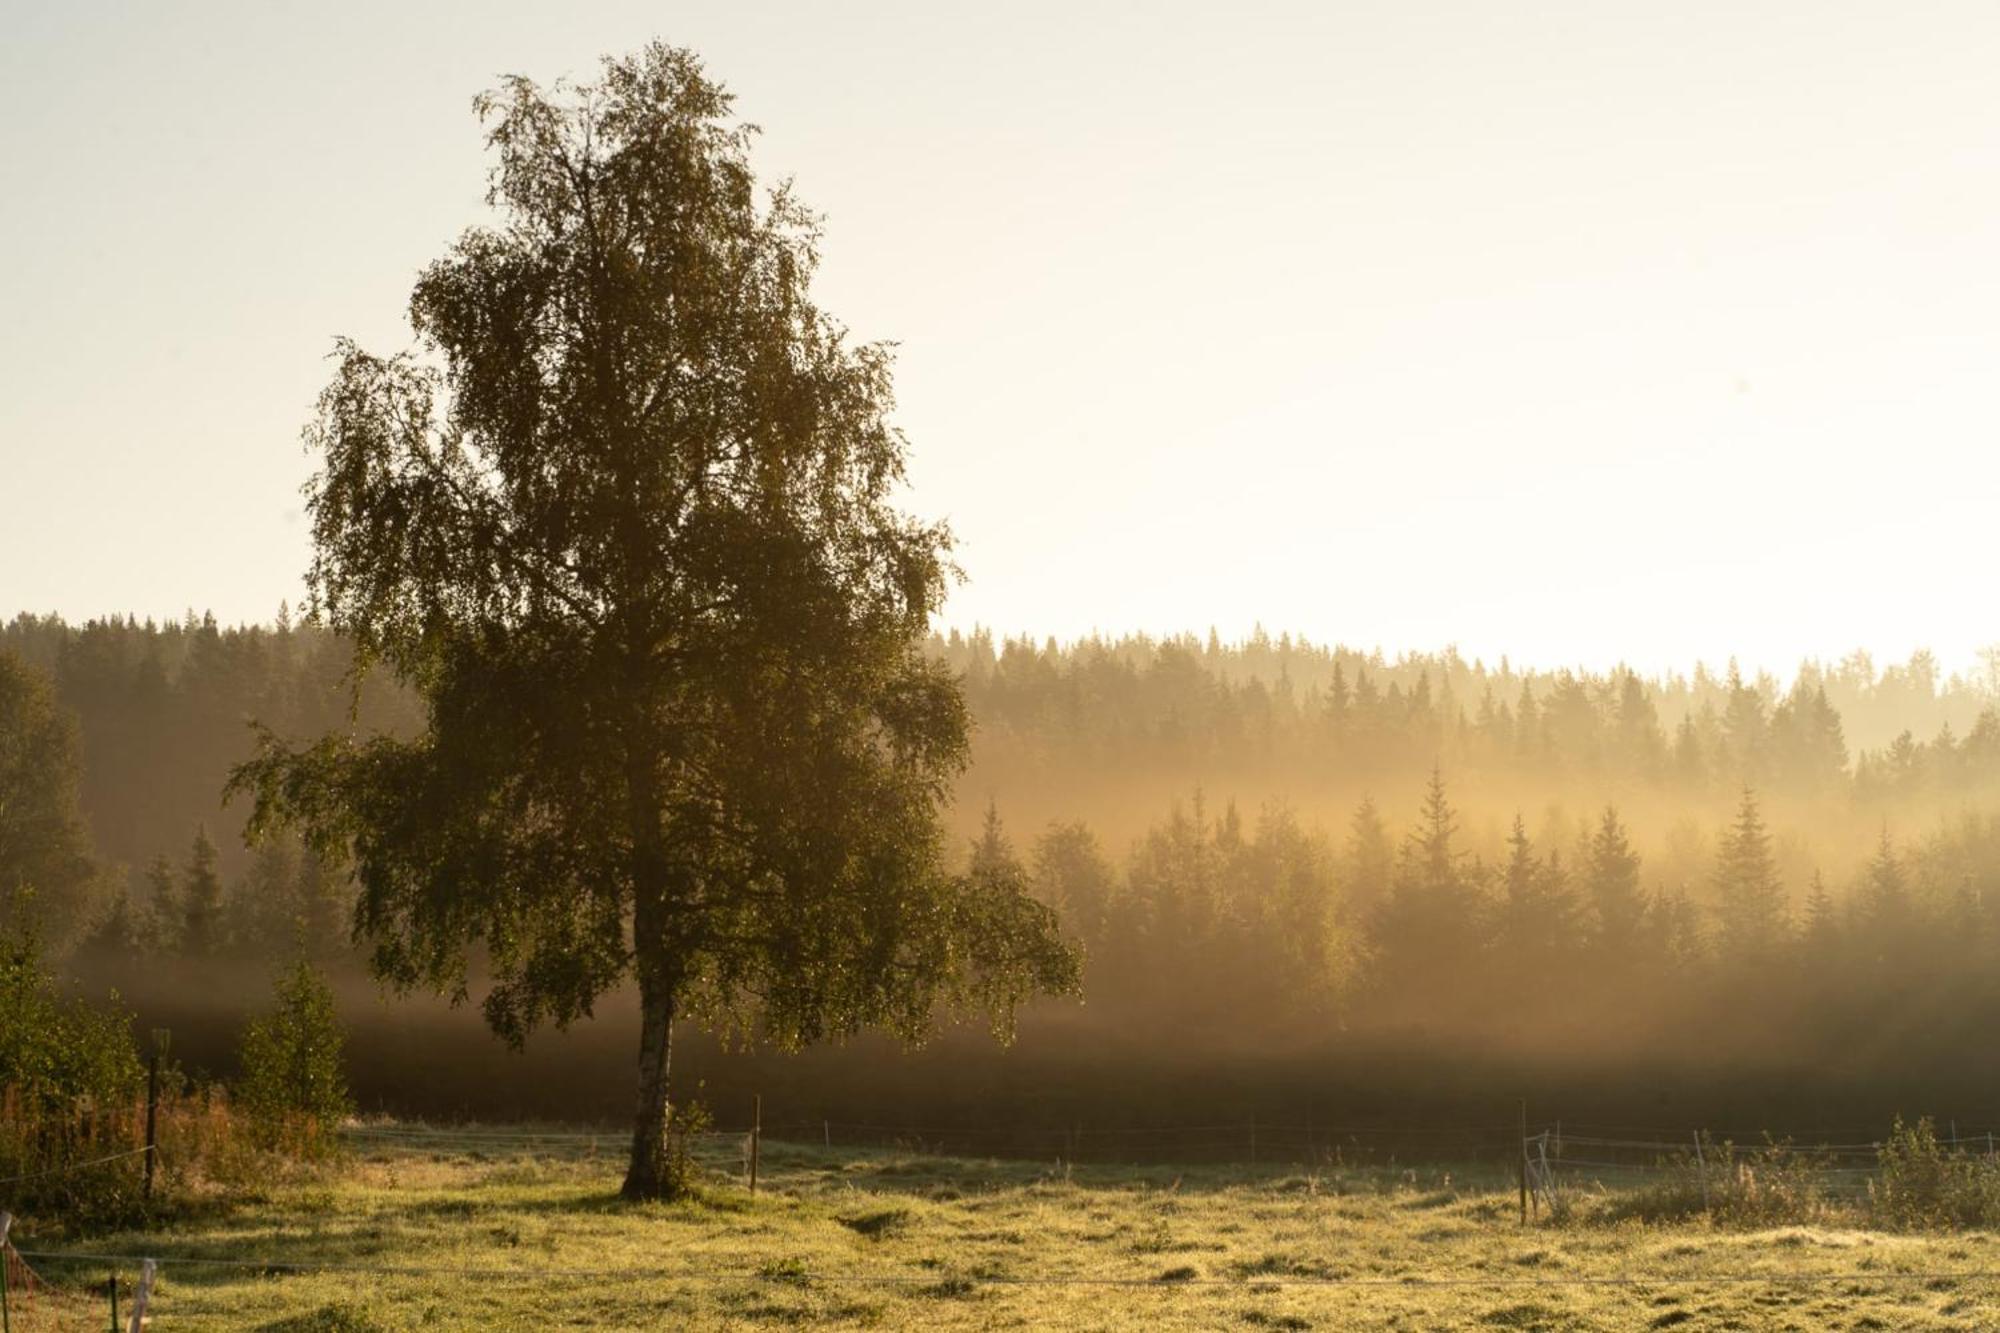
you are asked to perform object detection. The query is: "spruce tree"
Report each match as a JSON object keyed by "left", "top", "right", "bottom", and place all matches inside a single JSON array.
[
  {"left": 1031, "top": 821, "right": 1116, "bottom": 945},
  {"left": 1720, "top": 663, "right": 1769, "bottom": 781},
  {"left": 178, "top": 827, "right": 225, "bottom": 958},
  {"left": 1342, "top": 797, "right": 1394, "bottom": 924},
  {"left": 1326, "top": 660, "right": 1352, "bottom": 743},
  {"left": 1858, "top": 826, "right": 1913, "bottom": 972},
  {"left": 1711, "top": 788, "right": 1787, "bottom": 958},
  {"left": 1801, "top": 868, "right": 1839, "bottom": 968},
  {"left": 1369, "top": 768, "right": 1485, "bottom": 1013},
  {"left": 1585, "top": 806, "right": 1646, "bottom": 952},
  {"left": 1495, "top": 816, "right": 1576, "bottom": 959}
]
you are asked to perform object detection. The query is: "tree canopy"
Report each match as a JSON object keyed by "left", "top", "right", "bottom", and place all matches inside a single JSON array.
[
  {"left": 229, "top": 43, "right": 1077, "bottom": 1197},
  {"left": 0, "top": 650, "right": 95, "bottom": 939}
]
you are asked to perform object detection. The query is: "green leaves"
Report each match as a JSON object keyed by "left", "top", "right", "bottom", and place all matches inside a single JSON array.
[
  {"left": 0, "top": 651, "right": 96, "bottom": 942},
  {"left": 238, "top": 959, "right": 353, "bottom": 1151},
  {"left": 229, "top": 42, "right": 1077, "bottom": 1143}
]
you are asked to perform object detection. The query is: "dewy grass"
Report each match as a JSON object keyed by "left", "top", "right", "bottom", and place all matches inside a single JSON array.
[{"left": 12, "top": 1130, "right": 2000, "bottom": 1330}]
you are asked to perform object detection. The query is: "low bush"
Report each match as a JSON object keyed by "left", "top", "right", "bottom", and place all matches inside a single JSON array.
[
  {"left": 237, "top": 959, "right": 353, "bottom": 1157},
  {"left": 0, "top": 930, "right": 338, "bottom": 1233},
  {"left": 0, "top": 927, "right": 150, "bottom": 1229},
  {"left": 1871, "top": 1116, "right": 2000, "bottom": 1229}
]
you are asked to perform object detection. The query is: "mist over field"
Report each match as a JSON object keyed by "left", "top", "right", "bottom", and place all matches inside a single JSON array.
[{"left": 12, "top": 611, "right": 2000, "bottom": 1136}]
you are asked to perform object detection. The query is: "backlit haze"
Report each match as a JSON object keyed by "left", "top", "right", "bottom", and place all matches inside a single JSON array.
[{"left": 6, "top": 1, "right": 2000, "bottom": 679}]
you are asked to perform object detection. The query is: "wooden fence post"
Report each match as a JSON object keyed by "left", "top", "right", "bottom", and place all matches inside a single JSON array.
[
  {"left": 749, "top": 1095, "right": 761, "bottom": 1195},
  {"left": 126, "top": 1259, "right": 154, "bottom": 1333},
  {"left": 1, "top": 1210, "right": 12, "bottom": 1333},
  {"left": 1693, "top": 1132, "right": 1711, "bottom": 1213},
  {"left": 143, "top": 1052, "right": 159, "bottom": 1203},
  {"left": 1517, "top": 1101, "right": 1528, "bottom": 1225}
]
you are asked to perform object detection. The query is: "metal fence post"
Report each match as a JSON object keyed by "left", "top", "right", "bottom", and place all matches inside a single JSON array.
[
  {"left": 127, "top": 1259, "right": 155, "bottom": 1333},
  {"left": 1, "top": 1210, "right": 13, "bottom": 1333}
]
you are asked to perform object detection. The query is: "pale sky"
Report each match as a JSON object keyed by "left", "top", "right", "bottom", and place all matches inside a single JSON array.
[{"left": 5, "top": 1, "right": 1999, "bottom": 678}]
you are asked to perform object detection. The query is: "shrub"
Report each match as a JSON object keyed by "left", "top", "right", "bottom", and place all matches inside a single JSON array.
[
  {"left": 0, "top": 933, "right": 338, "bottom": 1233},
  {"left": 237, "top": 959, "right": 353, "bottom": 1155},
  {"left": 0, "top": 928, "right": 142, "bottom": 1111},
  {"left": 659, "top": 1097, "right": 713, "bottom": 1199},
  {"left": 1568, "top": 1118, "right": 2000, "bottom": 1232},
  {"left": 1872, "top": 1116, "right": 2000, "bottom": 1229},
  {"left": 0, "top": 926, "right": 148, "bottom": 1228}
]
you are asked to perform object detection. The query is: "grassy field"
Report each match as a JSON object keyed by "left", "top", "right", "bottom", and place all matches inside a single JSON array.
[{"left": 13, "top": 1129, "right": 2000, "bottom": 1331}]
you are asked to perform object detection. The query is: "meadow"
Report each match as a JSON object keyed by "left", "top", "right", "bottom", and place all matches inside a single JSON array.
[{"left": 12, "top": 1128, "right": 2000, "bottom": 1331}]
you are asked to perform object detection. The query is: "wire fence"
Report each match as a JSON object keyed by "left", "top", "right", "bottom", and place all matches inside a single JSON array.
[
  {"left": 338, "top": 1115, "right": 1537, "bottom": 1166},
  {"left": 1516, "top": 1117, "right": 2000, "bottom": 1223}
]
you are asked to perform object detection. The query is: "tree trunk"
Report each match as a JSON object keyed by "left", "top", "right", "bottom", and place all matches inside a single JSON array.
[{"left": 621, "top": 967, "right": 677, "bottom": 1199}]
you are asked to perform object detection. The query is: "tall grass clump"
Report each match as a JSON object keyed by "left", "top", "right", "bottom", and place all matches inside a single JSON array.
[{"left": 1588, "top": 1135, "right": 1841, "bottom": 1228}]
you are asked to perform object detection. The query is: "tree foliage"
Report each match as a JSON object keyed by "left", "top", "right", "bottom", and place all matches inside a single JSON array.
[
  {"left": 237, "top": 960, "right": 353, "bottom": 1150},
  {"left": 226, "top": 44, "right": 1077, "bottom": 1196},
  {"left": 0, "top": 650, "right": 95, "bottom": 939}
]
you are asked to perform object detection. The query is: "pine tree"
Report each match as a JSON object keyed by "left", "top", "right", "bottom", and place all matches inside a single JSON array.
[
  {"left": 1326, "top": 660, "right": 1351, "bottom": 742},
  {"left": 1495, "top": 816, "right": 1577, "bottom": 958},
  {"left": 1585, "top": 806, "right": 1646, "bottom": 952},
  {"left": 1720, "top": 663, "right": 1769, "bottom": 781},
  {"left": 178, "top": 827, "right": 225, "bottom": 958},
  {"left": 143, "top": 855, "right": 176, "bottom": 951},
  {"left": 1673, "top": 714, "right": 1707, "bottom": 787},
  {"left": 1369, "top": 768, "right": 1486, "bottom": 1013},
  {"left": 1858, "top": 826, "right": 1912, "bottom": 971},
  {"left": 1031, "top": 821, "right": 1116, "bottom": 944},
  {"left": 1801, "top": 868, "right": 1839, "bottom": 968},
  {"left": 1405, "top": 766, "right": 1464, "bottom": 893},
  {"left": 1711, "top": 788, "right": 1787, "bottom": 958},
  {"left": 1614, "top": 670, "right": 1664, "bottom": 776},
  {"left": 1342, "top": 797, "right": 1394, "bottom": 924},
  {"left": 227, "top": 835, "right": 302, "bottom": 958},
  {"left": 1514, "top": 684, "right": 1541, "bottom": 764},
  {"left": 1648, "top": 885, "right": 1705, "bottom": 965},
  {"left": 77, "top": 882, "right": 146, "bottom": 960}
]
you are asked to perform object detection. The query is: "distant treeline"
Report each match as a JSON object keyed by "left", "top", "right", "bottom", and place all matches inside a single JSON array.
[
  {"left": 1001, "top": 772, "right": 2000, "bottom": 1066},
  {"left": 942, "top": 627, "right": 2000, "bottom": 814},
  {"left": 2, "top": 611, "right": 416, "bottom": 891},
  {"left": 10, "top": 612, "right": 2000, "bottom": 1078}
]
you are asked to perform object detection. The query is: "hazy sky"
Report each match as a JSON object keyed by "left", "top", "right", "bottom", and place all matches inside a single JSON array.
[{"left": 6, "top": 1, "right": 2000, "bottom": 678}]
